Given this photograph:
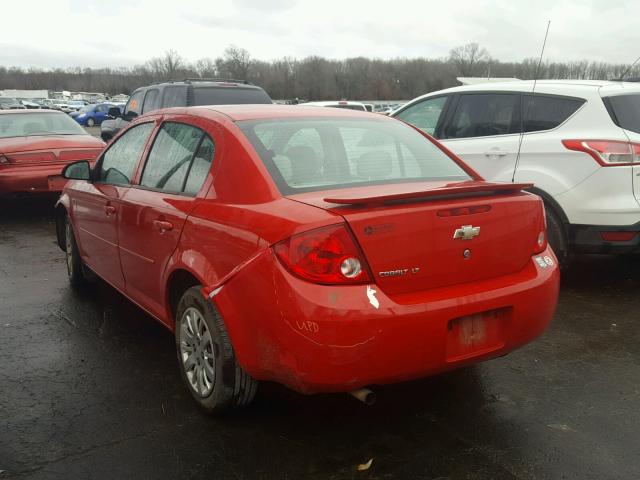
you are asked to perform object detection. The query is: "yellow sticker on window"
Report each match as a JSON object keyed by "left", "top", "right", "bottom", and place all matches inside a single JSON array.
[{"left": 130, "top": 99, "right": 137, "bottom": 109}]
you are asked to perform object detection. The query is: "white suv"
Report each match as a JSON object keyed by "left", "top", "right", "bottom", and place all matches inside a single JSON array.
[{"left": 392, "top": 80, "right": 640, "bottom": 263}]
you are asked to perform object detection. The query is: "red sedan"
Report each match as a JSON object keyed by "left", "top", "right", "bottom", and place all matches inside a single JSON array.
[
  {"left": 56, "top": 105, "right": 559, "bottom": 413},
  {"left": 0, "top": 110, "right": 104, "bottom": 197}
]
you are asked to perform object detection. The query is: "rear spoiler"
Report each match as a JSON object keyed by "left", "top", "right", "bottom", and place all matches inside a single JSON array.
[{"left": 323, "top": 182, "right": 534, "bottom": 206}]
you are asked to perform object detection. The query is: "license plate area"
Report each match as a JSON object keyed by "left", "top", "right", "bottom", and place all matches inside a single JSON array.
[{"left": 445, "top": 308, "right": 510, "bottom": 362}]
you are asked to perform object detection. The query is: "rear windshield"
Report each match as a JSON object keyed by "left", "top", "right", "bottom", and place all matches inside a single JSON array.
[
  {"left": 0, "top": 112, "right": 88, "bottom": 138},
  {"left": 604, "top": 94, "right": 640, "bottom": 134},
  {"left": 193, "top": 87, "right": 272, "bottom": 106},
  {"left": 239, "top": 118, "right": 471, "bottom": 194}
]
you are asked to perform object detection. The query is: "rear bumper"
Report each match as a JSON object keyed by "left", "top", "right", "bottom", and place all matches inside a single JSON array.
[
  {"left": 570, "top": 222, "right": 640, "bottom": 254},
  {"left": 212, "top": 247, "right": 560, "bottom": 394},
  {"left": 0, "top": 164, "right": 68, "bottom": 196}
]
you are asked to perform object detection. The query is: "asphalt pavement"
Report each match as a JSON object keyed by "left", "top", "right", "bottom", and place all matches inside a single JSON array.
[{"left": 1, "top": 197, "right": 639, "bottom": 479}]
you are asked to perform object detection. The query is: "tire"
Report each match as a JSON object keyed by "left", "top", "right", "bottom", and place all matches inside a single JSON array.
[
  {"left": 65, "top": 215, "right": 87, "bottom": 288},
  {"left": 86, "top": 117, "right": 95, "bottom": 127},
  {"left": 175, "top": 286, "right": 257, "bottom": 413},
  {"left": 101, "top": 133, "right": 113, "bottom": 142},
  {"left": 545, "top": 206, "right": 570, "bottom": 267}
]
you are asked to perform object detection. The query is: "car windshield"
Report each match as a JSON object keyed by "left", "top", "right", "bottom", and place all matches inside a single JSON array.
[
  {"left": 239, "top": 117, "right": 470, "bottom": 194},
  {"left": 0, "top": 112, "right": 88, "bottom": 138},
  {"left": 79, "top": 105, "right": 94, "bottom": 113}
]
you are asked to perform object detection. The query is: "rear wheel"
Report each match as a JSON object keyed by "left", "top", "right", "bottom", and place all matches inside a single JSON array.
[
  {"left": 65, "top": 216, "right": 87, "bottom": 288},
  {"left": 545, "top": 206, "right": 569, "bottom": 267},
  {"left": 175, "top": 286, "right": 257, "bottom": 414},
  {"left": 86, "top": 117, "right": 95, "bottom": 127}
]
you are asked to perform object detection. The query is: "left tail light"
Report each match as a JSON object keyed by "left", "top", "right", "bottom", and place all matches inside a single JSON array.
[
  {"left": 533, "top": 201, "right": 547, "bottom": 255},
  {"left": 273, "top": 224, "right": 373, "bottom": 285}
]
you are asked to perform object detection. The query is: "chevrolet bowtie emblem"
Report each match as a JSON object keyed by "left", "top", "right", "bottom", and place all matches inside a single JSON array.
[{"left": 453, "top": 225, "right": 480, "bottom": 240}]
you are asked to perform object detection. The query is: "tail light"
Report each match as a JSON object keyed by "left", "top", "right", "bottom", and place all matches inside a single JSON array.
[
  {"left": 562, "top": 139, "right": 640, "bottom": 166},
  {"left": 274, "top": 224, "right": 373, "bottom": 285},
  {"left": 533, "top": 201, "right": 547, "bottom": 255}
]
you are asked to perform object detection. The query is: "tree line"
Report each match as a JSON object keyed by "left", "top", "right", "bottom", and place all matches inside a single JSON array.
[{"left": 1, "top": 44, "right": 638, "bottom": 100}]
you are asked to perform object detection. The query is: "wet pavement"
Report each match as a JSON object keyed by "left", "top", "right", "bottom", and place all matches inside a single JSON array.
[{"left": 1, "top": 197, "right": 639, "bottom": 480}]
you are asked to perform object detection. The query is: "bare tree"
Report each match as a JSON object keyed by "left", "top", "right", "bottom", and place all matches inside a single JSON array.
[
  {"left": 218, "top": 45, "right": 252, "bottom": 79},
  {"left": 146, "top": 49, "right": 185, "bottom": 80},
  {"left": 448, "top": 43, "right": 490, "bottom": 76}
]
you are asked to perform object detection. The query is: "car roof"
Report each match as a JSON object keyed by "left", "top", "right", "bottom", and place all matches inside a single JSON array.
[
  {"left": 156, "top": 104, "right": 385, "bottom": 122},
  {"left": 395, "top": 80, "right": 640, "bottom": 111}
]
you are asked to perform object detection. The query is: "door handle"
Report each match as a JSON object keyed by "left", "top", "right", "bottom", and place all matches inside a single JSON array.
[
  {"left": 153, "top": 220, "right": 174, "bottom": 233},
  {"left": 104, "top": 205, "right": 116, "bottom": 216},
  {"left": 484, "top": 149, "right": 508, "bottom": 157}
]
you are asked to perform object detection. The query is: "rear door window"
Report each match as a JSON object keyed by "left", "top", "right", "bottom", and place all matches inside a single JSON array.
[
  {"left": 523, "top": 94, "right": 585, "bottom": 132},
  {"left": 140, "top": 122, "right": 213, "bottom": 194},
  {"left": 184, "top": 136, "right": 215, "bottom": 195},
  {"left": 98, "top": 122, "right": 154, "bottom": 185},
  {"left": 604, "top": 94, "right": 640, "bottom": 134},
  {"left": 395, "top": 96, "right": 448, "bottom": 137},
  {"left": 142, "top": 89, "right": 160, "bottom": 114},
  {"left": 443, "top": 93, "right": 520, "bottom": 139}
]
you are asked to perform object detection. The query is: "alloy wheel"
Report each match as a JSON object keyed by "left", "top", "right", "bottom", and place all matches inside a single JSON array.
[{"left": 179, "top": 307, "right": 216, "bottom": 397}]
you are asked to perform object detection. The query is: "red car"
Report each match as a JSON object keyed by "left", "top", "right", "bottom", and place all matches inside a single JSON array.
[
  {"left": 56, "top": 105, "right": 559, "bottom": 413},
  {"left": 0, "top": 110, "right": 104, "bottom": 197}
]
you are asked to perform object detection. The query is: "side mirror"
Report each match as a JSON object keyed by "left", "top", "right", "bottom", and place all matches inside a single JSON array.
[
  {"left": 107, "top": 106, "right": 122, "bottom": 118},
  {"left": 123, "top": 111, "right": 138, "bottom": 121},
  {"left": 63, "top": 160, "right": 91, "bottom": 181}
]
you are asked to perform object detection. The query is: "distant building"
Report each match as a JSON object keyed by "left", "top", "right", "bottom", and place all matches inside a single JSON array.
[
  {"left": 0, "top": 89, "right": 49, "bottom": 99},
  {"left": 456, "top": 77, "right": 521, "bottom": 86}
]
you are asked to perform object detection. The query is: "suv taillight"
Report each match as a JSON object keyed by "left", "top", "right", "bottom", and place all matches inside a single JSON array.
[
  {"left": 562, "top": 139, "right": 640, "bottom": 166},
  {"left": 273, "top": 224, "right": 373, "bottom": 285}
]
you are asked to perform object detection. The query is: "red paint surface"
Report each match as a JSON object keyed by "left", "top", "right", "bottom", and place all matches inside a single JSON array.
[
  {"left": 0, "top": 131, "right": 104, "bottom": 196},
  {"left": 61, "top": 105, "right": 560, "bottom": 394}
]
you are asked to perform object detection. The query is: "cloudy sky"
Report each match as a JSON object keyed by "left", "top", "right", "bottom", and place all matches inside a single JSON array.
[{"left": 1, "top": 0, "right": 638, "bottom": 68}]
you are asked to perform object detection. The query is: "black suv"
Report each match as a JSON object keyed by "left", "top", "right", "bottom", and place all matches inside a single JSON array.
[{"left": 101, "top": 79, "right": 272, "bottom": 141}]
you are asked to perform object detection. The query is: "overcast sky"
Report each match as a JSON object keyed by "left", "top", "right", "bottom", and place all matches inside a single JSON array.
[{"left": 1, "top": 0, "right": 638, "bottom": 69}]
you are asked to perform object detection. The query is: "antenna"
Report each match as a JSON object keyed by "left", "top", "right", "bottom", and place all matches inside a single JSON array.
[
  {"left": 512, "top": 20, "right": 551, "bottom": 182},
  {"left": 618, "top": 54, "right": 640, "bottom": 81}
]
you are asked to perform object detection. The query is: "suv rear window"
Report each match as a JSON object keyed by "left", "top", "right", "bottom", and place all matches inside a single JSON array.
[
  {"left": 604, "top": 94, "right": 640, "bottom": 134},
  {"left": 193, "top": 87, "right": 271, "bottom": 105},
  {"left": 523, "top": 94, "right": 585, "bottom": 132},
  {"left": 239, "top": 118, "right": 470, "bottom": 194}
]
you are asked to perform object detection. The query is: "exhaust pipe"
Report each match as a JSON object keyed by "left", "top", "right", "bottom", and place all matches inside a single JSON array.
[{"left": 350, "top": 388, "right": 376, "bottom": 406}]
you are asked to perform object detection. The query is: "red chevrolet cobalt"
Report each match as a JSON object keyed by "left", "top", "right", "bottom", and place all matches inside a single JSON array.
[
  {"left": 0, "top": 110, "right": 105, "bottom": 197},
  {"left": 56, "top": 105, "right": 559, "bottom": 413}
]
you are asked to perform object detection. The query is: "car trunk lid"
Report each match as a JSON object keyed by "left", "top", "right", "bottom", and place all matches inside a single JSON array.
[{"left": 288, "top": 180, "right": 543, "bottom": 296}]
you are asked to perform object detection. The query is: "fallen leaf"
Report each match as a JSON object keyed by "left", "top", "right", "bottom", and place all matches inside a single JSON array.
[{"left": 357, "top": 459, "right": 373, "bottom": 471}]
